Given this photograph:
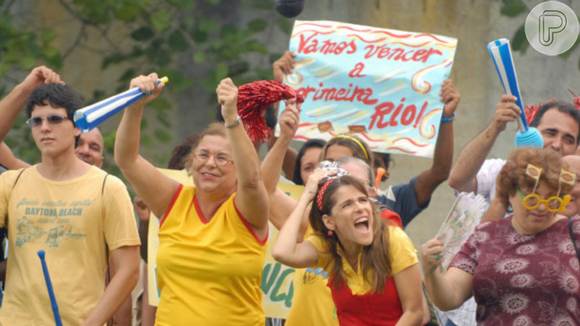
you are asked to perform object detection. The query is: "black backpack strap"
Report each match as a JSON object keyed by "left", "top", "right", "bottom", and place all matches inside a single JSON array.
[
  {"left": 102, "top": 174, "right": 109, "bottom": 197},
  {"left": 12, "top": 168, "right": 25, "bottom": 190},
  {"left": 568, "top": 218, "right": 580, "bottom": 263},
  {"left": 102, "top": 174, "right": 110, "bottom": 265}
]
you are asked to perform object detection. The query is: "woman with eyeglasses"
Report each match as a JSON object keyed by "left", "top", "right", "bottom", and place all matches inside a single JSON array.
[
  {"left": 115, "top": 74, "right": 270, "bottom": 326},
  {"left": 421, "top": 148, "right": 580, "bottom": 325}
]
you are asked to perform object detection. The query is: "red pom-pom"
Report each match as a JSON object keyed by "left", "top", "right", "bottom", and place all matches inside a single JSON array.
[
  {"left": 569, "top": 89, "right": 580, "bottom": 109},
  {"left": 524, "top": 104, "right": 540, "bottom": 125},
  {"left": 237, "top": 80, "right": 304, "bottom": 143},
  {"left": 524, "top": 98, "right": 558, "bottom": 125}
]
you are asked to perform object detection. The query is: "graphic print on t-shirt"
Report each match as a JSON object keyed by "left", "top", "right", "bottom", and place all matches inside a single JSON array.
[
  {"left": 15, "top": 197, "right": 92, "bottom": 247},
  {"left": 303, "top": 267, "right": 329, "bottom": 284}
]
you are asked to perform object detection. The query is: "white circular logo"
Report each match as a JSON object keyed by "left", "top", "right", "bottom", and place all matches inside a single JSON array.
[{"left": 525, "top": 1, "right": 579, "bottom": 56}]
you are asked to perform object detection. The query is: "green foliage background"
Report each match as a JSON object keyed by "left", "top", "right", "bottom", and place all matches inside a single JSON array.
[
  {"left": 0, "top": 0, "right": 292, "bottom": 178},
  {"left": 498, "top": 0, "right": 580, "bottom": 63}
]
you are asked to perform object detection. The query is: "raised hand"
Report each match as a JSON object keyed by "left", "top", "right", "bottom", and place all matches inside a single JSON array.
[
  {"left": 216, "top": 78, "right": 239, "bottom": 125},
  {"left": 491, "top": 94, "right": 521, "bottom": 133},
  {"left": 278, "top": 98, "right": 300, "bottom": 140},
  {"left": 273, "top": 51, "right": 297, "bottom": 82},
  {"left": 129, "top": 73, "right": 165, "bottom": 107},
  {"left": 20, "top": 66, "right": 63, "bottom": 93},
  {"left": 440, "top": 79, "right": 461, "bottom": 118},
  {"left": 302, "top": 168, "right": 338, "bottom": 202}
]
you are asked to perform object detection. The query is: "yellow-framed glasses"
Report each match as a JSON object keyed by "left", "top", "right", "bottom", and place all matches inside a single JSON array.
[
  {"left": 518, "top": 164, "right": 575, "bottom": 213},
  {"left": 517, "top": 188, "right": 570, "bottom": 212}
]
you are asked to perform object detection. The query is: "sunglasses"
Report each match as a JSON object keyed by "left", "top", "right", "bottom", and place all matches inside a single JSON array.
[{"left": 26, "top": 115, "right": 71, "bottom": 128}]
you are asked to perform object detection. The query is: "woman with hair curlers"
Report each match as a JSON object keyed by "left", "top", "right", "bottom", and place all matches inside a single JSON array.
[{"left": 422, "top": 148, "right": 580, "bottom": 325}]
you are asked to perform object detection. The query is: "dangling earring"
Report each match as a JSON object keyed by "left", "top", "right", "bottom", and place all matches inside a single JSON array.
[{"left": 327, "top": 230, "right": 333, "bottom": 237}]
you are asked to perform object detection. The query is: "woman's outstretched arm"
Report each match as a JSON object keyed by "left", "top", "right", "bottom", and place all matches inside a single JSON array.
[{"left": 114, "top": 73, "right": 179, "bottom": 218}]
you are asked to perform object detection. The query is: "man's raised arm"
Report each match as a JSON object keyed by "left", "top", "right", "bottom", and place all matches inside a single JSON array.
[
  {"left": 0, "top": 66, "right": 63, "bottom": 142},
  {"left": 448, "top": 95, "right": 519, "bottom": 193}
]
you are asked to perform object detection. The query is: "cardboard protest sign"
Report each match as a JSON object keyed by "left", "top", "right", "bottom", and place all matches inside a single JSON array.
[{"left": 281, "top": 20, "right": 457, "bottom": 158}]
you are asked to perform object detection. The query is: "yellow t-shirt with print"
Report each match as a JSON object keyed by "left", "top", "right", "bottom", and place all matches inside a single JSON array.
[
  {"left": 0, "top": 166, "right": 140, "bottom": 326},
  {"left": 155, "top": 185, "right": 267, "bottom": 326}
]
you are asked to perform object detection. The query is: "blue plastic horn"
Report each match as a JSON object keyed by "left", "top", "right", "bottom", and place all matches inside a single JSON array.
[{"left": 487, "top": 39, "right": 543, "bottom": 149}]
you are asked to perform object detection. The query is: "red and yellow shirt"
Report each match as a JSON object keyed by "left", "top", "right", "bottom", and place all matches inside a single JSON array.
[{"left": 155, "top": 185, "right": 267, "bottom": 326}]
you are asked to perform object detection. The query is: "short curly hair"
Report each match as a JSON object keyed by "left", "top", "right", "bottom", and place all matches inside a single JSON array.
[
  {"left": 25, "top": 83, "right": 83, "bottom": 122},
  {"left": 496, "top": 148, "right": 571, "bottom": 208}
]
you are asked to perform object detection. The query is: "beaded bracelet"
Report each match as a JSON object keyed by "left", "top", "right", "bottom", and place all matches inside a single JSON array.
[{"left": 441, "top": 113, "right": 456, "bottom": 123}]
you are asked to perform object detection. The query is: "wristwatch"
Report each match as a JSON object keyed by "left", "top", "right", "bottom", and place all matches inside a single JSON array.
[{"left": 225, "top": 116, "right": 241, "bottom": 129}]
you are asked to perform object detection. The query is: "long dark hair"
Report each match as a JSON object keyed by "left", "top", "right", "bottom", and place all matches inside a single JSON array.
[
  {"left": 309, "top": 175, "right": 392, "bottom": 293},
  {"left": 293, "top": 139, "right": 326, "bottom": 185}
]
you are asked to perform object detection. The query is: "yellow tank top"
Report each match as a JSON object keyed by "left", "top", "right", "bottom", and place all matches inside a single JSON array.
[{"left": 155, "top": 185, "right": 267, "bottom": 326}]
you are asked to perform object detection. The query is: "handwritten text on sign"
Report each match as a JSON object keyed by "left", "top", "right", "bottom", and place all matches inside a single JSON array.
[{"left": 282, "top": 20, "right": 457, "bottom": 158}]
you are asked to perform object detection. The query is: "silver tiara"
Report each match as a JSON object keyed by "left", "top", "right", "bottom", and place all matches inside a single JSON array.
[{"left": 318, "top": 160, "right": 349, "bottom": 182}]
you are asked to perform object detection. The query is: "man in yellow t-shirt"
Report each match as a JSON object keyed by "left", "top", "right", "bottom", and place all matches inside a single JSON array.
[{"left": 0, "top": 78, "right": 140, "bottom": 326}]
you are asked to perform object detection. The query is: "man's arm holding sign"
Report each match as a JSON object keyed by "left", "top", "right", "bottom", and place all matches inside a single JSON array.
[
  {"left": 414, "top": 79, "right": 460, "bottom": 206},
  {"left": 273, "top": 51, "right": 296, "bottom": 83},
  {"left": 448, "top": 95, "right": 519, "bottom": 193}
]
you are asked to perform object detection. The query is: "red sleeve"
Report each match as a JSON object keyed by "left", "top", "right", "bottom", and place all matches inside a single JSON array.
[{"left": 381, "top": 209, "right": 403, "bottom": 228}]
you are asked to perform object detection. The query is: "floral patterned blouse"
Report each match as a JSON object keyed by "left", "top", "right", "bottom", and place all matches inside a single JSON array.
[{"left": 450, "top": 215, "right": 580, "bottom": 325}]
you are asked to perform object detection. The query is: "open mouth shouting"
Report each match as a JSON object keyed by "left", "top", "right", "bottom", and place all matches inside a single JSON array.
[{"left": 354, "top": 216, "right": 371, "bottom": 234}]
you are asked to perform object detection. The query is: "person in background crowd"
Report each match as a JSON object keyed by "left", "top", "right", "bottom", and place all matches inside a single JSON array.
[
  {"left": 449, "top": 98, "right": 580, "bottom": 207},
  {"left": 563, "top": 155, "right": 580, "bottom": 218},
  {"left": 292, "top": 139, "right": 326, "bottom": 186}
]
